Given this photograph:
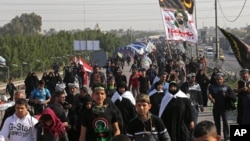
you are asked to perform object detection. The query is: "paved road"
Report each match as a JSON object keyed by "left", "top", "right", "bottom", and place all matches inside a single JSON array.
[
  {"left": 119, "top": 63, "right": 237, "bottom": 140},
  {"left": 0, "top": 63, "right": 237, "bottom": 140}
]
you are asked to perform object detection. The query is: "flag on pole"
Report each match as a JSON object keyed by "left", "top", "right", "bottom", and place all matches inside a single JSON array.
[
  {"left": 159, "top": 0, "right": 195, "bottom": 14},
  {"left": 219, "top": 27, "right": 250, "bottom": 70},
  {"left": 117, "top": 52, "right": 123, "bottom": 58},
  {"left": 160, "top": 8, "right": 197, "bottom": 43},
  {"left": 145, "top": 42, "right": 156, "bottom": 53},
  {"left": 159, "top": 0, "right": 197, "bottom": 43},
  {"left": 78, "top": 56, "right": 93, "bottom": 73},
  {"left": 141, "top": 55, "right": 152, "bottom": 69}
]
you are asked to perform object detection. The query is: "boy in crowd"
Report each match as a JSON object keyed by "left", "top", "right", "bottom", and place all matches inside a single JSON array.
[
  {"left": 0, "top": 98, "right": 38, "bottom": 141},
  {"left": 193, "top": 120, "right": 221, "bottom": 141},
  {"left": 126, "top": 94, "right": 171, "bottom": 141},
  {"left": 78, "top": 83, "right": 120, "bottom": 141}
]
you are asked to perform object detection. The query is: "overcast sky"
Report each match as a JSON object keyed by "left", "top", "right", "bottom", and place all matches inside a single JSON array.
[{"left": 0, "top": 0, "right": 249, "bottom": 31}]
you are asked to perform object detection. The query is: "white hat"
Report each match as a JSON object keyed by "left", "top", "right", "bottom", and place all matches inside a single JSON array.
[
  {"left": 55, "top": 83, "right": 66, "bottom": 92},
  {"left": 68, "top": 83, "right": 79, "bottom": 88}
]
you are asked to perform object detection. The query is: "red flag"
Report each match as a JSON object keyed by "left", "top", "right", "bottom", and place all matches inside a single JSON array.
[{"left": 78, "top": 57, "right": 93, "bottom": 73}]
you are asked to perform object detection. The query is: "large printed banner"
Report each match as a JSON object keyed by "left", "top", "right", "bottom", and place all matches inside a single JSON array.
[{"left": 161, "top": 8, "right": 198, "bottom": 43}]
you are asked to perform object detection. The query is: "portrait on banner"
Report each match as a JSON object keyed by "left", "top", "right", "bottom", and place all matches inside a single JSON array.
[{"left": 161, "top": 8, "right": 198, "bottom": 43}]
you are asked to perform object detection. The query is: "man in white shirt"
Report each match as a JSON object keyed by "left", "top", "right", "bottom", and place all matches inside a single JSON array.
[{"left": 0, "top": 98, "right": 38, "bottom": 141}]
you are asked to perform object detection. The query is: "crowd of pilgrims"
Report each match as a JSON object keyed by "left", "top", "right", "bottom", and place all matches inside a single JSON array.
[{"left": 1, "top": 50, "right": 250, "bottom": 141}]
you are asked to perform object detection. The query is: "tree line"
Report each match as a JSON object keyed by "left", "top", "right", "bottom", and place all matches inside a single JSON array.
[{"left": 0, "top": 12, "right": 161, "bottom": 81}]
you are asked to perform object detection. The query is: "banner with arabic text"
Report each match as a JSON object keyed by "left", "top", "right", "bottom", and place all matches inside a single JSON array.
[{"left": 160, "top": 8, "right": 197, "bottom": 43}]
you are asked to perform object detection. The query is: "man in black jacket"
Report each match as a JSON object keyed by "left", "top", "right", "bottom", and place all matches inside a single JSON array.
[
  {"left": 180, "top": 73, "right": 204, "bottom": 125},
  {"left": 6, "top": 77, "right": 17, "bottom": 101}
]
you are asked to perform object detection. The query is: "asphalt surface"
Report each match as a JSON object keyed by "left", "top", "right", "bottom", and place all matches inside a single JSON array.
[
  {"left": 119, "top": 63, "right": 237, "bottom": 140},
  {"left": 0, "top": 63, "right": 237, "bottom": 141}
]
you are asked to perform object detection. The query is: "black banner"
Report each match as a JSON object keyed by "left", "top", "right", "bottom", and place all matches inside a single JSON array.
[
  {"left": 159, "top": 0, "right": 194, "bottom": 14},
  {"left": 219, "top": 27, "right": 250, "bottom": 70}
]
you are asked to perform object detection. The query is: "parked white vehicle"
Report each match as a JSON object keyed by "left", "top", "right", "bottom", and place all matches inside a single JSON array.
[{"left": 204, "top": 47, "right": 214, "bottom": 58}]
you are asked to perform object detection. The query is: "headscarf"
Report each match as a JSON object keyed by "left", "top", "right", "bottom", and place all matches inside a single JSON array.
[
  {"left": 168, "top": 81, "right": 179, "bottom": 95},
  {"left": 40, "top": 107, "right": 66, "bottom": 137},
  {"left": 116, "top": 82, "right": 128, "bottom": 94}
]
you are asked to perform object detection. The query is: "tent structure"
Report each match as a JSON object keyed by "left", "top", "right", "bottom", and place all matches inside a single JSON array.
[
  {"left": 113, "top": 42, "right": 155, "bottom": 69},
  {"left": 113, "top": 42, "right": 148, "bottom": 58},
  {"left": 0, "top": 56, "right": 6, "bottom": 66}
]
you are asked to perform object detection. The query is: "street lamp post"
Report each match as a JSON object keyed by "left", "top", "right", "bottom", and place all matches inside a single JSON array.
[
  {"left": 36, "top": 60, "right": 41, "bottom": 72},
  {"left": 6, "top": 66, "right": 9, "bottom": 80},
  {"left": 11, "top": 64, "right": 18, "bottom": 78},
  {"left": 22, "top": 62, "right": 28, "bottom": 79},
  {"left": 36, "top": 60, "right": 45, "bottom": 72}
]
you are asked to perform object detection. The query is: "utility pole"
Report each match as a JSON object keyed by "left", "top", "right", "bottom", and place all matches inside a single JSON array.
[
  {"left": 215, "top": 0, "right": 219, "bottom": 60},
  {"left": 194, "top": 1, "right": 199, "bottom": 59}
]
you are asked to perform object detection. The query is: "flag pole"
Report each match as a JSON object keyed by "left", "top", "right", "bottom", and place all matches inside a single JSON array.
[
  {"left": 166, "top": 40, "right": 172, "bottom": 59},
  {"left": 215, "top": 0, "right": 219, "bottom": 60},
  {"left": 158, "top": 1, "right": 172, "bottom": 59},
  {"left": 194, "top": 1, "right": 199, "bottom": 59}
]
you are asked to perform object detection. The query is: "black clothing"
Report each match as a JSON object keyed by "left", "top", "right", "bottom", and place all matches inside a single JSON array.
[
  {"left": 48, "top": 103, "right": 69, "bottom": 123},
  {"left": 127, "top": 114, "right": 171, "bottom": 141},
  {"left": 36, "top": 123, "right": 69, "bottom": 141},
  {"left": 6, "top": 82, "right": 17, "bottom": 101},
  {"left": 106, "top": 86, "right": 116, "bottom": 98},
  {"left": 196, "top": 73, "right": 210, "bottom": 106},
  {"left": 115, "top": 75, "right": 127, "bottom": 86},
  {"left": 237, "top": 80, "right": 250, "bottom": 124},
  {"left": 149, "top": 91, "right": 165, "bottom": 116},
  {"left": 25, "top": 75, "right": 34, "bottom": 98},
  {"left": 46, "top": 76, "right": 57, "bottom": 94},
  {"left": 80, "top": 103, "right": 120, "bottom": 141},
  {"left": 113, "top": 97, "right": 137, "bottom": 133},
  {"left": 180, "top": 81, "right": 203, "bottom": 126},
  {"left": 54, "top": 75, "right": 63, "bottom": 84},
  {"left": 208, "top": 84, "right": 236, "bottom": 137},
  {"left": 187, "top": 61, "right": 198, "bottom": 74},
  {"left": 73, "top": 94, "right": 92, "bottom": 133},
  {"left": 146, "top": 69, "right": 157, "bottom": 85},
  {"left": 161, "top": 97, "right": 193, "bottom": 141},
  {"left": 138, "top": 76, "right": 150, "bottom": 93},
  {"left": 242, "top": 94, "right": 250, "bottom": 125},
  {"left": 111, "top": 66, "right": 120, "bottom": 78},
  {"left": 165, "top": 64, "right": 174, "bottom": 74},
  {"left": 180, "top": 82, "right": 203, "bottom": 106},
  {"left": 208, "top": 84, "right": 236, "bottom": 113},
  {"left": 209, "top": 71, "right": 220, "bottom": 86},
  {"left": 105, "top": 98, "right": 125, "bottom": 134}
]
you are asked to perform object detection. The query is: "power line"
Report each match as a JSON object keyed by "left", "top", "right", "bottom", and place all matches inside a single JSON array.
[
  {"left": 0, "top": 0, "right": 244, "bottom": 6},
  {"left": 1, "top": 14, "right": 249, "bottom": 23},
  {"left": 218, "top": 0, "right": 247, "bottom": 22}
]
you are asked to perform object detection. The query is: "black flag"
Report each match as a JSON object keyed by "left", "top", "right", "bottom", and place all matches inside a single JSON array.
[
  {"left": 159, "top": 0, "right": 194, "bottom": 14},
  {"left": 219, "top": 27, "right": 250, "bottom": 70}
]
